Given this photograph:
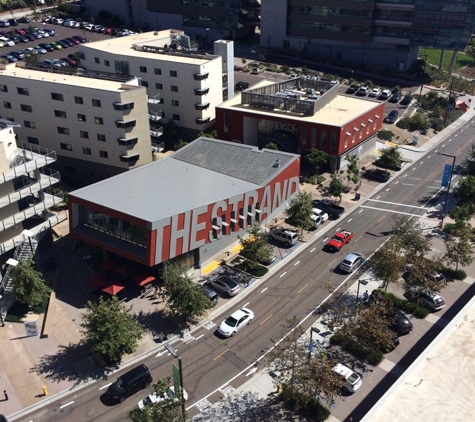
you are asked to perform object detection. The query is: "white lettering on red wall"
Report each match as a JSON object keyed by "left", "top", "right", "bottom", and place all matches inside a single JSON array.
[{"left": 154, "top": 176, "right": 299, "bottom": 264}]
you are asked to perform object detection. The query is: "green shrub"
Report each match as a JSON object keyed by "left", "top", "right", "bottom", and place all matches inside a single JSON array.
[
  {"left": 439, "top": 266, "right": 467, "bottom": 280},
  {"left": 373, "top": 290, "right": 429, "bottom": 318},
  {"left": 377, "top": 130, "right": 394, "bottom": 141},
  {"left": 234, "top": 261, "right": 268, "bottom": 277},
  {"left": 306, "top": 175, "right": 317, "bottom": 185},
  {"left": 280, "top": 383, "right": 331, "bottom": 421},
  {"left": 330, "top": 332, "right": 384, "bottom": 366},
  {"left": 316, "top": 175, "right": 326, "bottom": 185}
]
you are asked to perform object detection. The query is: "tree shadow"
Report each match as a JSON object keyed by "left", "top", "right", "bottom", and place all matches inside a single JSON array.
[
  {"left": 134, "top": 308, "right": 183, "bottom": 341},
  {"left": 31, "top": 341, "right": 109, "bottom": 387}
]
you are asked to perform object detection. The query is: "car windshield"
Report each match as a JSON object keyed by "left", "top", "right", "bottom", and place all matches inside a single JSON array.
[
  {"left": 434, "top": 297, "right": 445, "bottom": 305},
  {"left": 142, "top": 395, "right": 154, "bottom": 407},
  {"left": 434, "top": 273, "right": 444, "bottom": 282},
  {"left": 348, "top": 373, "right": 359, "bottom": 384},
  {"left": 222, "top": 277, "right": 237, "bottom": 289},
  {"left": 165, "top": 388, "right": 175, "bottom": 399},
  {"left": 342, "top": 259, "right": 352, "bottom": 266},
  {"left": 331, "top": 235, "right": 341, "bottom": 241},
  {"left": 224, "top": 316, "right": 238, "bottom": 327},
  {"left": 115, "top": 377, "right": 124, "bottom": 390}
]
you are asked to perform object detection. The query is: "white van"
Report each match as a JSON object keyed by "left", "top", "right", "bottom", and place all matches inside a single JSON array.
[{"left": 333, "top": 363, "right": 362, "bottom": 394}]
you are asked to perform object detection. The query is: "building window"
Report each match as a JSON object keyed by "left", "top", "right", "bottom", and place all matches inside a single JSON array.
[
  {"left": 77, "top": 114, "right": 86, "bottom": 122},
  {"left": 92, "top": 99, "right": 101, "bottom": 107},
  {"left": 223, "top": 113, "right": 228, "bottom": 133},
  {"left": 3, "top": 101, "right": 11, "bottom": 109},
  {"left": 171, "top": 85, "right": 178, "bottom": 92},
  {"left": 154, "top": 68, "right": 162, "bottom": 75},
  {"left": 155, "top": 83, "right": 163, "bottom": 90},
  {"left": 75, "top": 96, "right": 83, "bottom": 104},
  {"left": 57, "top": 127, "right": 70, "bottom": 135},
  {"left": 193, "top": 72, "right": 209, "bottom": 81},
  {"left": 141, "top": 80, "right": 148, "bottom": 87},
  {"left": 116, "top": 120, "right": 136, "bottom": 129},
  {"left": 0, "top": 85, "right": 7, "bottom": 92},
  {"left": 60, "top": 143, "right": 72, "bottom": 151},
  {"left": 114, "top": 60, "right": 130, "bottom": 75},
  {"left": 82, "top": 147, "right": 92, "bottom": 155},
  {"left": 320, "top": 129, "right": 327, "bottom": 149},
  {"left": 54, "top": 110, "right": 67, "bottom": 118},
  {"left": 24, "top": 121, "right": 36, "bottom": 128},
  {"left": 97, "top": 134, "right": 106, "bottom": 142},
  {"left": 51, "top": 93, "right": 64, "bottom": 101},
  {"left": 17, "top": 87, "right": 29, "bottom": 96},
  {"left": 94, "top": 57, "right": 100, "bottom": 64},
  {"left": 80, "top": 131, "right": 89, "bottom": 139},
  {"left": 95, "top": 117, "right": 104, "bottom": 125},
  {"left": 172, "top": 100, "right": 179, "bottom": 107},
  {"left": 139, "top": 66, "right": 147, "bottom": 73},
  {"left": 113, "top": 102, "right": 134, "bottom": 111},
  {"left": 104, "top": 60, "right": 110, "bottom": 67},
  {"left": 311, "top": 128, "right": 317, "bottom": 147},
  {"left": 331, "top": 131, "right": 337, "bottom": 150},
  {"left": 170, "top": 70, "right": 177, "bottom": 77},
  {"left": 27, "top": 136, "right": 39, "bottom": 144},
  {"left": 172, "top": 114, "right": 180, "bottom": 121},
  {"left": 20, "top": 104, "right": 32, "bottom": 112},
  {"left": 301, "top": 126, "right": 307, "bottom": 146},
  {"left": 99, "top": 150, "right": 108, "bottom": 158},
  {"left": 344, "top": 132, "right": 349, "bottom": 148},
  {"left": 64, "top": 166, "right": 75, "bottom": 172}
]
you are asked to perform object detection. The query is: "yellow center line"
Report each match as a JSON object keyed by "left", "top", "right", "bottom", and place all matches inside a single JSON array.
[
  {"left": 260, "top": 314, "right": 274, "bottom": 326},
  {"left": 327, "top": 258, "right": 336, "bottom": 267},
  {"left": 377, "top": 215, "right": 386, "bottom": 222},
  {"left": 297, "top": 283, "right": 308, "bottom": 294},
  {"left": 355, "top": 235, "right": 362, "bottom": 243},
  {"left": 426, "top": 172, "right": 433, "bottom": 180},
  {"left": 213, "top": 348, "right": 230, "bottom": 361}
]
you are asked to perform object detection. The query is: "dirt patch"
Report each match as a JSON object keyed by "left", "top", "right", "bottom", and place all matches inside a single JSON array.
[{"left": 380, "top": 121, "right": 434, "bottom": 149}]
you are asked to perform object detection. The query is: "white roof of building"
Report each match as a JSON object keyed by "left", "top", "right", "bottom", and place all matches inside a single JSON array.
[
  {"left": 71, "top": 138, "right": 299, "bottom": 223},
  {"left": 219, "top": 80, "right": 380, "bottom": 127}
]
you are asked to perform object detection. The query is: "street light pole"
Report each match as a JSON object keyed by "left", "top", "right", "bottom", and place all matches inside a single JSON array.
[
  {"left": 438, "top": 152, "right": 457, "bottom": 223},
  {"left": 355, "top": 279, "right": 369, "bottom": 308},
  {"left": 165, "top": 344, "right": 186, "bottom": 420},
  {"left": 0, "top": 295, "right": 5, "bottom": 327},
  {"left": 308, "top": 327, "right": 320, "bottom": 359}
]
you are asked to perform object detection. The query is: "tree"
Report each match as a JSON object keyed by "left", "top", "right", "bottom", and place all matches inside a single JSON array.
[
  {"left": 127, "top": 377, "right": 184, "bottom": 422},
  {"left": 284, "top": 190, "right": 314, "bottom": 231},
  {"left": 345, "top": 154, "right": 360, "bottom": 187},
  {"left": 327, "top": 173, "right": 345, "bottom": 200},
  {"left": 239, "top": 222, "right": 273, "bottom": 269},
  {"left": 305, "top": 148, "right": 328, "bottom": 176},
  {"left": 264, "top": 141, "right": 279, "bottom": 150},
  {"left": 375, "top": 146, "right": 403, "bottom": 171},
  {"left": 454, "top": 175, "right": 475, "bottom": 204},
  {"left": 405, "top": 254, "right": 445, "bottom": 294},
  {"left": 392, "top": 216, "right": 431, "bottom": 261},
  {"left": 10, "top": 258, "right": 50, "bottom": 307},
  {"left": 198, "top": 129, "right": 217, "bottom": 139},
  {"left": 462, "top": 144, "right": 475, "bottom": 176},
  {"left": 444, "top": 228, "right": 474, "bottom": 271},
  {"left": 366, "top": 237, "right": 405, "bottom": 291},
  {"left": 81, "top": 296, "right": 144, "bottom": 365},
  {"left": 162, "top": 263, "right": 212, "bottom": 323}
]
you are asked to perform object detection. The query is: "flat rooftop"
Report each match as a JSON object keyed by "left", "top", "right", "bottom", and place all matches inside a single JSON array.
[
  {"left": 80, "top": 30, "right": 216, "bottom": 65},
  {"left": 70, "top": 138, "right": 300, "bottom": 223},
  {"left": 0, "top": 63, "right": 142, "bottom": 92},
  {"left": 220, "top": 80, "right": 380, "bottom": 127}
]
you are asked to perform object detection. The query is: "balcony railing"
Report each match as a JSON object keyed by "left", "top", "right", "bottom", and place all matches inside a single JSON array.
[{"left": 150, "top": 127, "right": 164, "bottom": 138}]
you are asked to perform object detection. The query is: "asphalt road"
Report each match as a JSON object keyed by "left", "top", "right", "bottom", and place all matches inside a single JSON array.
[{"left": 16, "top": 106, "right": 475, "bottom": 421}]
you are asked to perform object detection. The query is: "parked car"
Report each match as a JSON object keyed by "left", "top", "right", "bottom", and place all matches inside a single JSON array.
[
  {"left": 369, "top": 87, "right": 381, "bottom": 97},
  {"left": 400, "top": 94, "right": 414, "bottom": 106},
  {"left": 138, "top": 386, "right": 188, "bottom": 411},
  {"left": 0, "top": 21, "right": 10, "bottom": 28},
  {"left": 333, "top": 363, "right": 362, "bottom": 394},
  {"left": 62, "top": 57, "right": 77, "bottom": 67},
  {"left": 10, "top": 50, "right": 25, "bottom": 60},
  {"left": 63, "top": 20, "right": 77, "bottom": 27},
  {"left": 385, "top": 110, "right": 399, "bottom": 124},
  {"left": 43, "top": 59, "right": 62, "bottom": 68},
  {"left": 312, "top": 199, "right": 345, "bottom": 219},
  {"left": 218, "top": 308, "right": 254, "bottom": 337},
  {"left": 66, "top": 37, "right": 80, "bottom": 45},
  {"left": 43, "top": 28, "right": 56, "bottom": 36},
  {"left": 268, "top": 228, "right": 298, "bottom": 247},
  {"left": 39, "top": 43, "right": 54, "bottom": 52},
  {"left": 380, "top": 89, "right": 391, "bottom": 100},
  {"left": 60, "top": 38, "right": 75, "bottom": 47},
  {"left": 390, "top": 310, "right": 413, "bottom": 335},
  {"left": 235, "top": 81, "right": 250, "bottom": 91},
  {"left": 8, "top": 19, "right": 17, "bottom": 26},
  {"left": 346, "top": 84, "right": 359, "bottom": 94},
  {"left": 338, "top": 252, "right": 365, "bottom": 273},
  {"left": 357, "top": 86, "right": 370, "bottom": 96},
  {"left": 207, "top": 274, "right": 241, "bottom": 297},
  {"left": 52, "top": 18, "right": 64, "bottom": 25},
  {"left": 106, "top": 364, "right": 152, "bottom": 403},
  {"left": 18, "top": 17, "right": 30, "bottom": 24},
  {"left": 72, "top": 35, "right": 86, "bottom": 43},
  {"left": 0, "top": 37, "right": 15, "bottom": 47},
  {"left": 49, "top": 41, "right": 63, "bottom": 50},
  {"left": 312, "top": 207, "right": 329, "bottom": 222},
  {"left": 0, "top": 54, "right": 17, "bottom": 63},
  {"left": 202, "top": 284, "right": 219, "bottom": 306},
  {"left": 56, "top": 40, "right": 69, "bottom": 48},
  {"left": 407, "top": 288, "right": 446, "bottom": 311},
  {"left": 388, "top": 92, "right": 402, "bottom": 103},
  {"left": 364, "top": 168, "right": 391, "bottom": 183},
  {"left": 16, "top": 28, "right": 26, "bottom": 35}
]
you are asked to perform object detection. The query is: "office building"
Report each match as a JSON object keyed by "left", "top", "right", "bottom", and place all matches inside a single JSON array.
[
  {"left": 261, "top": 0, "right": 475, "bottom": 71},
  {"left": 69, "top": 137, "right": 300, "bottom": 269},
  {"left": 79, "top": 30, "right": 234, "bottom": 141},
  {"left": 0, "top": 62, "right": 151, "bottom": 185},
  {"left": 215, "top": 78, "right": 384, "bottom": 171}
]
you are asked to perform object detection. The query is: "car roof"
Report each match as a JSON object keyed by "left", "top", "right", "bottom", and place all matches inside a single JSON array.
[
  {"left": 344, "top": 252, "right": 363, "bottom": 261},
  {"left": 230, "top": 308, "right": 251, "bottom": 319}
]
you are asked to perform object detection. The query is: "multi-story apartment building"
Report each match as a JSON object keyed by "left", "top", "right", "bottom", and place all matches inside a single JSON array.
[
  {"left": 0, "top": 62, "right": 151, "bottom": 185},
  {"left": 0, "top": 120, "right": 65, "bottom": 257},
  {"left": 79, "top": 30, "right": 234, "bottom": 141},
  {"left": 83, "top": 0, "right": 261, "bottom": 40},
  {"left": 261, "top": 0, "right": 475, "bottom": 71}
]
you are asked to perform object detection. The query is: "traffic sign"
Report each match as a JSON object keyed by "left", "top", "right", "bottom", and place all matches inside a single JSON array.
[{"left": 441, "top": 164, "right": 452, "bottom": 188}]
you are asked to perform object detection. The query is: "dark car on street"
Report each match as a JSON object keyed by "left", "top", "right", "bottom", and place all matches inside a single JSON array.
[
  {"left": 365, "top": 169, "right": 391, "bottom": 183},
  {"left": 39, "top": 43, "right": 54, "bottom": 52},
  {"left": 72, "top": 35, "right": 86, "bottom": 43},
  {"left": 385, "top": 110, "right": 399, "bottom": 124},
  {"left": 390, "top": 310, "right": 413, "bottom": 335},
  {"left": 346, "top": 84, "right": 360, "bottom": 94},
  {"left": 235, "top": 81, "right": 250, "bottom": 91},
  {"left": 18, "top": 17, "right": 30, "bottom": 24},
  {"left": 400, "top": 94, "right": 414, "bottom": 106},
  {"left": 388, "top": 92, "right": 401, "bottom": 103}
]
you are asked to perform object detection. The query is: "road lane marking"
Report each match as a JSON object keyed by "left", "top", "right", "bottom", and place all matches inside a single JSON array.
[
  {"left": 442, "top": 144, "right": 445, "bottom": 147},
  {"left": 261, "top": 287, "right": 268, "bottom": 293},
  {"left": 336, "top": 227, "right": 341, "bottom": 232},
  {"left": 294, "top": 261, "right": 300, "bottom": 266},
  {"left": 99, "top": 383, "right": 111, "bottom": 390},
  {"left": 420, "top": 161, "right": 424, "bottom": 164},
  {"left": 280, "top": 272, "right": 287, "bottom": 278},
  {"left": 195, "top": 334, "right": 204, "bottom": 341},
  {"left": 323, "top": 237, "right": 328, "bottom": 242},
  {"left": 347, "top": 218, "right": 352, "bottom": 222},
  {"left": 355, "top": 235, "right": 362, "bottom": 242},
  {"left": 409, "top": 178, "right": 421, "bottom": 180},
  {"left": 428, "top": 155, "right": 431, "bottom": 158},
  {"left": 377, "top": 215, "right": 386, "bottom": 222},
  {"left": 402, "top": 183, "right": 415, "bottom": 186},
  {"left": 376, "top": 195, "right": 380, "bottom": 199},
  {"left": 426, "top": 172, "right": 433, "bottom": 179},
  {"left": 395, "top": 181, "right": 399, "bottom": 184},
  {"left": 359, "top": 209, "right": 363, "bottom": 213},
  {"left": 297, "top": 284, "right": 308, "bottom": 294},
  {"left": 243, "top": 302, "right": 249, "bottom": 308},
  {"left": 246, "top": 367, "right": 258, "bottom": 376},
  {"left": 428, "top": 186, "right": 440, "bottom": 189},
  {"left": 404, "top": 174, "right": 408, "bottom": 177},
  {"left": 435, "top": 149, "right": 439, "bottom": 153},
  {"left": 360, "top": 205, "right": 422, "bottom": 217},
  {"left": 213, "top": 349, "right": 230, "bottom": 361},
  {"left": 385, "top": 188, "right": 390, "bottom": 191},
  {"left": 367, "top": 199, "right": 428, "bottom": 209},
  {"left": 328, "top": 258, "right": 336, "bottom": 267},
  {"left": 310, "top": 247, "right": 316, "bottom": 252},
  {"left": 59, "top": 401, "right": 74, "bottom": 409},
  {"left": 260, "top": 314, "right": 274, "bottom": 325}
]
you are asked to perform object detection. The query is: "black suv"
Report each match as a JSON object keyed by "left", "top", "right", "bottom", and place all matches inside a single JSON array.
[
  {"left": 365, "top": 169, "right": 391, "bottom": 183},
  {"left": 400, "top": 94, "right": 413, "bottom": 106},
  {"left": 385, "top": 110, "right": 399, "bottom": 124},
  {"left": 106, "top": 364, "right": 152, "bottom": 403},
  {"left": 388, "top": 92, "right": 401, "bottom": 103},
  {"left": 235, "top": 81, "right": 250, "bottom": 91}
]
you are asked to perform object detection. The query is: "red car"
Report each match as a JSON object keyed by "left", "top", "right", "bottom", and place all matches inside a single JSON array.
[
  {"left": 327, "top": 230, "right": 353, "bottom": 252},
  {"left": 61, "top": 57, "right": 77, "bottom": 67},
  {"left": 103, "top": 27, "right": 113, "bottom": 35},
  {"left": 16, "top": 28, "right": 26, "bottom": 35}
]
